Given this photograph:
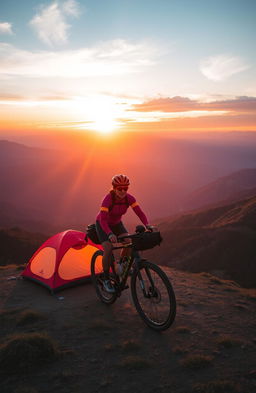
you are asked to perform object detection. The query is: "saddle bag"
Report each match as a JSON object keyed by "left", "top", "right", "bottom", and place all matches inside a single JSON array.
[{"left": 86, "top": 223, "right": 101, "bottom": 244}]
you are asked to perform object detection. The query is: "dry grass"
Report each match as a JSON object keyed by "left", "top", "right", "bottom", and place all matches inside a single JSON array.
[
  {"left": 175, "top": 326, "right": 191, "bottom": 334},
  {"left": 192, "top": 380, "right": 241, "bottom": 393},
  {"left": 0, "top": 332, "right": 60, "bottom": 374},
  {"left": 216, "top": 335, "right": 242, "bottom": 348},
  {"left": 119, "top": 355, "right": 151, "bottom": 370},
  {"left": 180, "top": 354, "right": 213, "bottom": 369},
  {"left": 16, "top": 309, "right": 46, "bottom": 326},
  {"left": 86, "top": 319, "right": 112, "bottom": 331},
  {"left": 245, "top": 293, "right": 256, "bottom": 301},
  {"left": 172, "top": 346, "right": 189, "bottom": 355},
  {"left": 120, "top": 339, "right": 140, "bottom": 352}
]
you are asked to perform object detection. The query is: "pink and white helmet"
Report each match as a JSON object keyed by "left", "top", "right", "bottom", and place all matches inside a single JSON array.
[{"left": 112, "top": 174, "right": 130, "bottom": 187}]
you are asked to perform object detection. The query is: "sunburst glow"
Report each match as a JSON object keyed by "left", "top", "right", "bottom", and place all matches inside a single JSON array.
[{"left": 71, "top": 95, "right": 124, "bottom": 134}]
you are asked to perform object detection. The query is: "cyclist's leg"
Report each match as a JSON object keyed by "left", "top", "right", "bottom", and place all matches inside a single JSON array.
[
  {"left": 112, "top": 222, "right": 131, "bottom": 258},
  {"left": 95, "top": 221, "right": 115, "bottom": 292},
  {"left": 101, "top": 241, "right": 113, "bottom": 278}
]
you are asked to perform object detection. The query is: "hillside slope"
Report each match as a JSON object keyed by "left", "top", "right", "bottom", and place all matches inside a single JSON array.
[
  {"left": 1, "top": 266, "right": 256, "bottom": 393},
  {"left": 147, "top": 195, "right": 256, "bottom": 288},
  {"left": 0, "top": 227, "right": 47, "bottom": 266},
  {"left": 183, "top": 168, "right": 256, "bottom": 211}
]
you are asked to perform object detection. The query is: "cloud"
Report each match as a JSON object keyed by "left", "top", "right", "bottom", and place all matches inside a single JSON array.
[
  {"left": 132, "top": 96, "right": 256, "bottom": 113},
  {"left": 62, "top": 0, "right": 81, "bottom": 17},
  {"left": 0, "top": 22, "right": 13, "bottom": 35},
  {"left": 29, "top": 1, "right": 80, "bottom": 46},
  {"left": 0, "top": 40, "right": 156, "bottom": 78},
  {"left": 200, "top": 54, "right": 250, "bottom": 81}
]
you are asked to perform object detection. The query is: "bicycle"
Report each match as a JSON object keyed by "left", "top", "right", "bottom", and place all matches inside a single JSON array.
[{"left": 90, "top": 225, "right": 176, "bottom": 331}]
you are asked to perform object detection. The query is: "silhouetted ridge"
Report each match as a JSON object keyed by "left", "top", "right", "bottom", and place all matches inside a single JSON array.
[
  {"left": 0, "top": 228, "right": 47, "bottom": 266},
  {"left": 147, "top": 195, "right": 256, "bottom": 288},
  {"left": 183, "top": 168, "right": 256, "bottom": 211}
]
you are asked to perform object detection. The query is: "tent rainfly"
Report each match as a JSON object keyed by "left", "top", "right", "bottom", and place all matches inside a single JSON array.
[{"left": 22, "top": 230, "right": 103, "bottom": 292}]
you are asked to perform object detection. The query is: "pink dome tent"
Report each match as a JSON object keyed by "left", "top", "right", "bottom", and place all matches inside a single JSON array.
[{"left": 22, "top": 230, "right": 103, "bottom": 292}]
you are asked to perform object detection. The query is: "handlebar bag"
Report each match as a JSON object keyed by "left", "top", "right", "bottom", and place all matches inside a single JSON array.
[{"left": 132, "top": 232, "right": 162, "bottom": 251}]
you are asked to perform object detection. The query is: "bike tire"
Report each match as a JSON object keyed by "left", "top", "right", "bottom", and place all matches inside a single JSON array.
[
  {"left": 90, "top": 250, "right": 118, "bottom": 304},
  {"left": 131, "top": 260, "right": 176, "bottom": 331}
]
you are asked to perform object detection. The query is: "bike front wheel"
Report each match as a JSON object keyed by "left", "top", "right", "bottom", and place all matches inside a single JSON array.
[
  {"left": 131, "top": 260, "right": 176, "bottom": 331},
  {"left": 91, "top": 250, "right": 118, "bottom": 304}
]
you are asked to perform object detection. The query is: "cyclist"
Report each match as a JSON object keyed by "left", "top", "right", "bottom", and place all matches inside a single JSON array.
[{"left": 96, "top": 174, "right": 154, "bottom": 293}]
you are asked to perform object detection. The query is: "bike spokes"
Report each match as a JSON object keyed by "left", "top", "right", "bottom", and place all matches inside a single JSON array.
[{"left": 131, "top": 261, "right": 176, "bottom": 330}]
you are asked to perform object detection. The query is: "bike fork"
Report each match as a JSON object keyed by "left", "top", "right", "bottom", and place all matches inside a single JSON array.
[{"left": 137, "top": 266, "right": 156, "bottom": 298}]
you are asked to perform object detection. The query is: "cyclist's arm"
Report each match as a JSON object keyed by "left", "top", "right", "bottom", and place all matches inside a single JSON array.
[
  {"left": 98, "top": 195, "right": 113, "bottom": 236},
  {"left": 129, "top": 197, "right": 149, "bottom": 226}
]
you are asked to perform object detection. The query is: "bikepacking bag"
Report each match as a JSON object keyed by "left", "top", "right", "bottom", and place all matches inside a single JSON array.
[
  {"left": 86, "top": 224, "right": 101, "bottom": 244},
  {"left": 132, "top": 231, "right": 163, "bottom": 251}
]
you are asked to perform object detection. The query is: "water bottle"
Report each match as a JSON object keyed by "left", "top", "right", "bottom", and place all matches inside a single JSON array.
[
  {"left": 117, "top": 257, "right": 129, "bottom": 277},
  {"left": 117, "top": 259, "right": 124, "bottom": 276}
]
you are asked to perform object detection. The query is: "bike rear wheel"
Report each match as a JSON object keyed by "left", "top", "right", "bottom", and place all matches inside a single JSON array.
[
  {"left": 131, "top": 260, "right": 176, "bottom": 331},
  {"left": 91, "top": 250, "right": 118, "bottom": 304}
]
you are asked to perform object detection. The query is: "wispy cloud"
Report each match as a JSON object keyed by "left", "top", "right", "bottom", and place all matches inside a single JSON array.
[
  {"left": 62, "top": 0, "right": 81, "bottom": 17},
  {"left": 200, "top": 54, "right": 250, "bottom": 81},
  {"left": 0, "top": 40, "right": 156, "bottom": 78},
  {"left": 0, "top": 22, "right": 13, "bottom": 35},
  {"left": 133, "top": 96, "right": 256, "bottom": 113},
  {"left": 29, "top": 0, "right": 80, "bottom": 46}
]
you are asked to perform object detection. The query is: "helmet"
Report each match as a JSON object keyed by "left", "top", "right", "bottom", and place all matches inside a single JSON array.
[{"left": 112, "top": 174, "right": 130, "bottom": 187}]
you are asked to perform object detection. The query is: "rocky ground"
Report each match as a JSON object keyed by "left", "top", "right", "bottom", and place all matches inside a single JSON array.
[{"left": 0, "top": 265, "right": 256, "bottom": 393}]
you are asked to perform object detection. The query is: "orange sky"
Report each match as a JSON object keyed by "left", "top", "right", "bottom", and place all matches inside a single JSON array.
[{"left": 1, "top": 95, "right": 256, "bottom": 137}]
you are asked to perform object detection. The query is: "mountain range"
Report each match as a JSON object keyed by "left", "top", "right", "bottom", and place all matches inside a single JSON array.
[
  {"left": 1, "top": 137, "right": 256, "bottom": 233},
  {"left": 147, "top": 194, "right": 256, "bottom": 288},
  {"left": 1, "top": 138, "right": 256, "bottom": 288}
]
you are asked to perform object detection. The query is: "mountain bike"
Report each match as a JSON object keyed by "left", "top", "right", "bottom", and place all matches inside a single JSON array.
[{"left": 90, "top": 226, "right": 176, "bottom": 331}]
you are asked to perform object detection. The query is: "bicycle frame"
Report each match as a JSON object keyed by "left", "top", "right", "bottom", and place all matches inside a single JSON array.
[
  {"left": 91, "top": 229, "right": 176, "bottom": 330},
  {"left": 110, "top": 243, "right": 137, "bottom": 293}
]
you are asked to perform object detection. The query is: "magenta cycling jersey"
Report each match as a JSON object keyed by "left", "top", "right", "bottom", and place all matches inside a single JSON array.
[{"left": 96, "top": 192, "right": 149, "bottom": 235}]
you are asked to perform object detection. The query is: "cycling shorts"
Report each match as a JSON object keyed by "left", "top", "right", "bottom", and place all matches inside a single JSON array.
[{"left": 95, "top": 220, "right": 128, "bottom": 243}]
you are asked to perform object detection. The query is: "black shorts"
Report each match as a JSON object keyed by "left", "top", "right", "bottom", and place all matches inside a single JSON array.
[{"left": 96, "top": 220, "right": 128, "bottom": 243}]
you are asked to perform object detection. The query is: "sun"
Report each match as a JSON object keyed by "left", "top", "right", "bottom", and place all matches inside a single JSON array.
[
  {"left": 72, "top": 95, "right": 123, "bottom": 134},
  {"left": 90, "top": 116, "right": 120, "bottom": 134}
]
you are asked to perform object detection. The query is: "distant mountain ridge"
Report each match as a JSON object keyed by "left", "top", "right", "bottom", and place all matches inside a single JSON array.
[
  {"left": 1, "top": 138, "right": 256, "bottom": 231},
  {"left": 183, "top": 168, "right": 256, "bottom": 211},
  {"left": 147, "top": 194, "right": 256, "bottom": 288},
  {"left": 0, "top": 227, "right": 47, "bottom": 266}
]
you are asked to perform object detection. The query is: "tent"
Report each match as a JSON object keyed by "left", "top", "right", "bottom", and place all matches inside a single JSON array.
[{"left": 22, "top": 230, "right": 103, "bottom": 292}]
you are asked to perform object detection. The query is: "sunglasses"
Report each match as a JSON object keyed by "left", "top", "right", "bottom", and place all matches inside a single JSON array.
[{"left": 115, "top": 186, "right": 128, "bottom": 191}]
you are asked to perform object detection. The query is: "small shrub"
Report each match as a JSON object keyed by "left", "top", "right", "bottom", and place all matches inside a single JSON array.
[
  {"left": 192, "top": 380, "right": 240, "bottom": 393},
  {"left": 234, "top": 303, "right": 248, "bottom": 311},
  {"left": 216, "top": 336, "right": 242, "bottom": 348},
  {"left": 210, "top": 277, "right": 223, "bottom": 285},
  {"left": 0, "top": 332, "right": 60, "bottom": 374},
  {"left": 224, "top": 287, "right": 239, "bottom": 293},
  {"left": 119, "top": 355, "right": 151, "bottom": 370},
  {"left": 245, "top": 293, "right": 256, "bottom": 301},
  {"left": 17, "top": 309, "right": 46, "bottom": 326},
  {"left": 181, "top": 354, "right": 213, "bottom": 369}
]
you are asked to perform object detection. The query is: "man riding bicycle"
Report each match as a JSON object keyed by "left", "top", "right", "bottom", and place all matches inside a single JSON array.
[{"left": 95, "top": 174, "right": 155, "bottom": 293}]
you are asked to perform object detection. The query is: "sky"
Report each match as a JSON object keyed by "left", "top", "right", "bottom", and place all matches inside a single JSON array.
[{"left": 0, "top": 0, "right": 256, "bottom": 137}]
